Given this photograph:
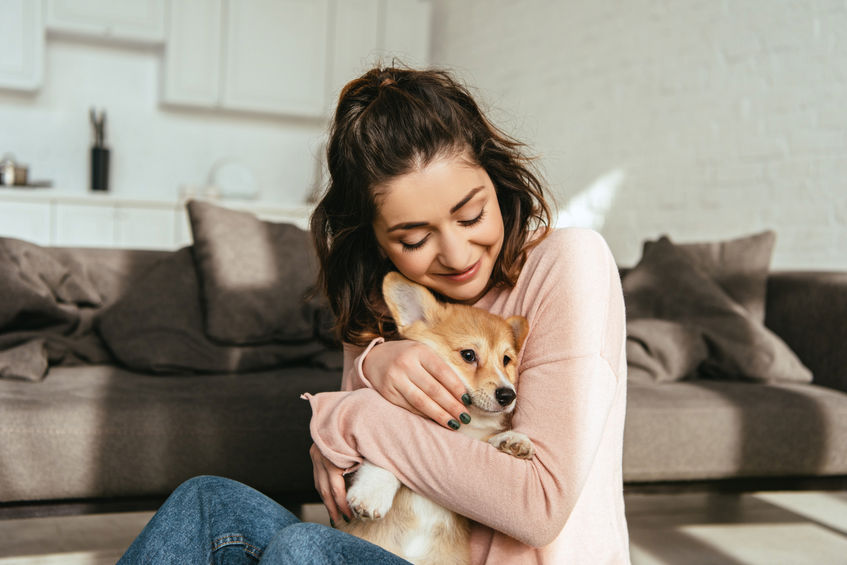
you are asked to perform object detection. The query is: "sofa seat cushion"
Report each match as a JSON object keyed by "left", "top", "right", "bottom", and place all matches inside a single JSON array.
[
  {"left": 0, "top": 364, "right": 340, "bottom": 503},
  {"left": 623, "top": 381, "right": 847, "bottom": 482}
]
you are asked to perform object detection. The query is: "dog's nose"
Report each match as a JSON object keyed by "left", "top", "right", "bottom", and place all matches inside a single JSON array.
[{"left": 495, "top": 387, "right": 516, "bottom": 407}]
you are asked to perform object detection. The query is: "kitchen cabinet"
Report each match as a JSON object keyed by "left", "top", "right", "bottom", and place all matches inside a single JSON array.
[
  {"left": 162, "top": 0, "right": 223, "bottom": 107},
  {"left": 0, "top": 0, "right": 44, "bottom": 91},
  {"left": 54, "top": 202, "right": 118, "bottom": 247},
  {"left": 164, "top": 0, "right": 431, "bottom": 117},
  {"left": 222, "top": 0, "right": 329, "bottom": 116},
  {"left": 0, "top": 191, "right": 311, "bottom": 250},
  {"left": 0, "top": 200, "right": 51, "bottom": 245},
  {"left": 164, "top": 0, "right": 330, "bottom": 117},
  {"left": 45, "top": 0, "right": 166, "bottom": 44}
]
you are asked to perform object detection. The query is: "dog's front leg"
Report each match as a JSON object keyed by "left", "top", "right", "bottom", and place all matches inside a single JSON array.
[
  {"left": 346, "top": 460, "right": 402, "bottom": 520},
  {"left": 489, "top": 430, "right": 535, "bottom": 459}
]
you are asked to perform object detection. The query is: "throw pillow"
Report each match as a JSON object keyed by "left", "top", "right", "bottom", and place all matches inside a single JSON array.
[
  {"left": 626, "top": 319, "right": 709, "bottom": 384},
  {"left": 0, "top": 238, "right": 105, "bottom": 381},
  {"left": 96, "top": 247, "right": 330, "bottom": 374},
  {"left": 642, "top": 230, "right": 775, "bottom": 322},
  {"left": 623, "top": 236, "right": 812, "bottom": 384},
  {"left": 187, "top": 200, "right": 332, "bottom": 345}
]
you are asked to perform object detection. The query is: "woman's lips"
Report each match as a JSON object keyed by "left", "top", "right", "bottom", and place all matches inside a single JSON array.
[{"left": 439, "top": 260, "right": 481, "bottom": 282}]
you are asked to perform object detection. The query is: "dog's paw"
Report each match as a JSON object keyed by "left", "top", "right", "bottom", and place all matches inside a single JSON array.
[
  {"left": 346, "top": 463, "right": 401, "bottom": 520},
  {"left": 489, "top": 430, "right": 535, "bottom": 460}
]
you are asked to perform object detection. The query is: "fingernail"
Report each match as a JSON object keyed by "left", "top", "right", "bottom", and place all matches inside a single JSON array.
[
  {"left": 448, "top": 419, "right": 460, "bottom": 430},
  {"left": 460, "top": 412, "right": 471, "bottom": 425},
  {"left": 330, "top": 518, "right": 336, "bottom": 528},
  {"left": 342, "top": 514, "right": 351, "bottom": 523},
  {"left": 462, "top": 393, "right": 472, "bottom": 406}
]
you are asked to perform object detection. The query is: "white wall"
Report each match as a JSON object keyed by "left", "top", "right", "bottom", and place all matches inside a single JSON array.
[
  {"left": 430, "top": 1, "right": 847, "bottom": 269},
  {"left": 0, "top": 37, "right": 325, "bottom": 204}
]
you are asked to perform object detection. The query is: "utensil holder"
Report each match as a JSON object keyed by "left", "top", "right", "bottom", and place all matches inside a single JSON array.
[{"left": 91, "top": 147, "right": 110, "bottom": 191}]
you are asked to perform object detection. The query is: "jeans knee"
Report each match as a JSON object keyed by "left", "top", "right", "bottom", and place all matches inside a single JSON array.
[
  {"left": 264, "top": 523, "right": 334, "bottom": 562},
  {"left": 169, "top": 475, "right": 240, "bottom": 506}
]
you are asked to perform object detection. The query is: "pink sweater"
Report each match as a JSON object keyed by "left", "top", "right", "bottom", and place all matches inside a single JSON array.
[{"left": 306, "top": 228, "right": 630, "bottom": 564}]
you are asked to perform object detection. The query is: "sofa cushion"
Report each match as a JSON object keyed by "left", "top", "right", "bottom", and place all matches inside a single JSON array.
[
  {"left": 642, "top": 230, "right": 775, "bottom": 322},
  {"left": 624, "top": 380, "right": 847, "bottom": 482},
  {"left": 0, "top": 364, "right": 341, "bottom": 502},
  {"left": 0, "top": 238, "right": 110, "bottom": 381},
  {"left": 623, "top": 236, "right": 812, "bottom": 384},
  {"left": 97, "top": 247, "right": 337, "bottom": 374},
  {"left": 187, "top": 200, "right": 333, "bottom": 345}
]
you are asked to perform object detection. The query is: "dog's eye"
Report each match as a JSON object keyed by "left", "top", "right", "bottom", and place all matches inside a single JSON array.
[
  {"left": 503, "top": 355, "right": 511, "bottom": 366},
  {"left": 460, "top": 349, "right": 476, "bottom": 363}
]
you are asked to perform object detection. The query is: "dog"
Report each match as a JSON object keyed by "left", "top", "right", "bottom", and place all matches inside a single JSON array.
[{"left": 338, "top": 271, "right": 534, "bottom": 565}]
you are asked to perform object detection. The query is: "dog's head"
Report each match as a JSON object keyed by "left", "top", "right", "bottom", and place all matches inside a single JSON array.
[{"left": 382, "top": 271, "right": 528, "bottom": 414}]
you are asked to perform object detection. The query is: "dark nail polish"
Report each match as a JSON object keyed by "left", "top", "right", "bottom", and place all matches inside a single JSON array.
[
  {"left": 330, "top": 518, "right": 336, "bottom": 528},
  {"left": 460, "top": 412, "right": 471, "bottom": 425},
  {"left": 462, "top": 393, "right": 472, "bottom": 406},
  {"left": 448, "top": 419, "right": 460, "bottom": 430},
  {"left": 342, "top": 514, "right": 351, "bottom": 523}
]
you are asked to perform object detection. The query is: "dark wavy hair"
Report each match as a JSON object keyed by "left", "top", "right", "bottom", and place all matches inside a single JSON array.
[{"left": 310, "top": 66, "right": 552, "bottom": 346}]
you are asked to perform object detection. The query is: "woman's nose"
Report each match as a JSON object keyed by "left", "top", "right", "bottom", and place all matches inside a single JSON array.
[{"left": 437, "top": 229, "right": 470, "bottom": 270}]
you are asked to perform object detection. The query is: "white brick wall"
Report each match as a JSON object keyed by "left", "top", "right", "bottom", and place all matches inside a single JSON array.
[{"left": 430, "top": 0, "right": 847, "bottom": 269}]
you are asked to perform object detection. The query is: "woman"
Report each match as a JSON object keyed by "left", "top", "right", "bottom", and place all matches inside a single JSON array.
[{"left": 118, "top": 66, "right": 629, "bottom": 564}]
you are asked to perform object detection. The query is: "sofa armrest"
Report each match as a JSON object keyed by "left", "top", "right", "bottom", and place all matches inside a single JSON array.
[{"left": 765, "top": 271, "right": 847, "bottom": 393}]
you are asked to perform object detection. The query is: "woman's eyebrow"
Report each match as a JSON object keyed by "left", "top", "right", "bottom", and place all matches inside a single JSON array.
[
  {"left": 386, "top": 186, "right": 485, "bottom": 233},
  {"left": 450, "top": 186, "right": 484, "bottom": 213}
]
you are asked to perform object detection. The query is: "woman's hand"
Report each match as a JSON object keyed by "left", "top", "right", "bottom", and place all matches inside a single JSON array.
[
  {"left": 362, "top": 339, "right": 470, "bottom": 430},
  {"left": 310, "top": 443, "right": 352, "bottom": 526}
]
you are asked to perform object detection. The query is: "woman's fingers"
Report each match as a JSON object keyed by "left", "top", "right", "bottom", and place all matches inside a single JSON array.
[
  {"left": 394, "top": 381, "right": 461, "bottom": 430},
  {"left": 310, "top": 444, "right": 350, "bottom": 526}
]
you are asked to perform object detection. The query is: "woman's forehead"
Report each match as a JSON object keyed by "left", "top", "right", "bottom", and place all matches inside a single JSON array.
[{"left": 373, "top": 156, "right": 490, "bottom": 224}]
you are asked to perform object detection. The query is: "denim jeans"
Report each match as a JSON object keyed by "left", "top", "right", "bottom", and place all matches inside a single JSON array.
[{"left": 117, "top": 475, "right": 411, "bottom": 564}]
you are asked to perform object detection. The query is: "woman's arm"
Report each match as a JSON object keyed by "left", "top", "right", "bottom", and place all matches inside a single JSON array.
[{"left": 308, "top": 229, "right": 625, "bottom": 546}]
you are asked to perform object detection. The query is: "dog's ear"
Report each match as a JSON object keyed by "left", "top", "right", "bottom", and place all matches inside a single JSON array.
[
  {"left": 505, "top": 316, "right": 529, "bottom": 352},
  {"left": 382, "top": 272, "right": 440, "bottom": 330}
]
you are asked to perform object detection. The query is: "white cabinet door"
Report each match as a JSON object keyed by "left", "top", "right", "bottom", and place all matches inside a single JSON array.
[
  {"left": 222, "top": 0, "right": 329, "bottom": 117},
  {"left": 329, "top": 0, "right": 380, "bottom": 101},
  {"left": 163, "top": 0, "right": 223, "bottom": 107},
  {"left": 0, "top": 0, "right": 44, "bottom": 91},
  {"left": 382, "top": 0, "right": 431, "bottom": 67},
  {"left": 115, "top": 206, "right": 178, "bottom": 250},
  {"left": 45, "top": 0, "right": 166, "bottom": 43},
  {"left": 0, "top": 200, "right": 51, "bottom": 245},
  {"left": 54, "top": 203, "right": 116, "bottom": 247}
]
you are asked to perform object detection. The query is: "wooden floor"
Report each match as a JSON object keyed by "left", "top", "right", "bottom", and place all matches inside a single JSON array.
[{"left": 0, "top": 491, "right": 845, "bottom": 564}]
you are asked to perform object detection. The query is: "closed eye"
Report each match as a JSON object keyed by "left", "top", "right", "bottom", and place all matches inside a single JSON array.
[
  {"left": 401, "top": 234, "right": 429, "bottom": 252},
  {"left": 459, "top": 208, "right": 485, "bottom": 227}
]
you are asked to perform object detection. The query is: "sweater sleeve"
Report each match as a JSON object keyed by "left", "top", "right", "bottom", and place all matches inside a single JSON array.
[
  {"left": 307, "top": 229, "right": 625, "bottom": 548},
  {"left": 340, "top": 338, "right": 384, "bottom": 391}
]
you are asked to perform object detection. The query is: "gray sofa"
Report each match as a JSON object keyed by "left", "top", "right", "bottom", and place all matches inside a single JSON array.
[
  {"left": 624, "top": 270, "right": 847, "bottom": 485},
  {"left": 1, "top": 223, "right": 846, "bottom": 518}
]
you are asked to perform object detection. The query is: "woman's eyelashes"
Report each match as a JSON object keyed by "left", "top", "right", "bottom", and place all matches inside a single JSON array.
[
  {"left": 401, "top": 235, "right": 429, "bottom": 251},
  {"left": 459, "top": 208, "right": 486, "bottom": 227},
  {"left": 399, "top": 208, "right": 486, "bottom": 252}
]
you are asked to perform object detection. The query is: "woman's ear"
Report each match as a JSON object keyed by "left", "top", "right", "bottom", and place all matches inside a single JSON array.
[{"left": 382, "top": 272, "right": 440, "bottom": 331}]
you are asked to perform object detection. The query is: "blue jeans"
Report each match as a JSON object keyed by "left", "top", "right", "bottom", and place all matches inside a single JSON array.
[{"left": 118, "top": 475, "right": 411, "bottom": 564}]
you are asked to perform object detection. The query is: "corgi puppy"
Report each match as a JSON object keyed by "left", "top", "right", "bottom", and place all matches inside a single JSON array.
[{"left": 338, "top": 271, "right": 534, "bottom": 565}]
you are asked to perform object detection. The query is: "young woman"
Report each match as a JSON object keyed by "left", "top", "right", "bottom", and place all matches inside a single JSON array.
[{"left": 118, "top": 66, "right": 629, "bottom": 564}]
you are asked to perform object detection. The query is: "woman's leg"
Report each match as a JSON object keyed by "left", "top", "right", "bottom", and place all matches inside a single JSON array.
[
  {"left": 117, "top": 475, "right": 300, "bottom": 565},
  {"left": 261, "top": 522, "right": 412, "bottom": 565}
]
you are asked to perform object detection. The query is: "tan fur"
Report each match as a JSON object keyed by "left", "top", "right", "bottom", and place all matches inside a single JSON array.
[{"left": 338, "top": 272, "right": 533, "bottom": 565}]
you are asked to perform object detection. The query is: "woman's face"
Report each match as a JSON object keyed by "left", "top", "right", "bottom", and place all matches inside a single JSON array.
[{"left": 372, "top": 152, "right": 505, "bottom": 304}]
